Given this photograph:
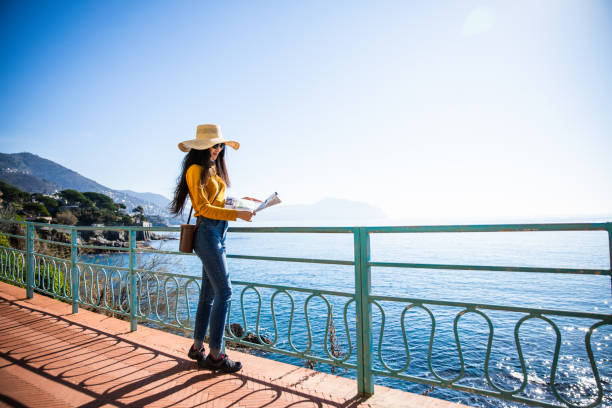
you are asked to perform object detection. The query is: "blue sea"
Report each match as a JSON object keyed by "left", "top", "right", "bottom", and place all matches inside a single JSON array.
[{"left": 81, "top": 219, "right": 612, "bottom": 407}]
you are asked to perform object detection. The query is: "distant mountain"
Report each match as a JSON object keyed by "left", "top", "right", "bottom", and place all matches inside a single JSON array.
[
  {"left": 0, "top": 153, "right": 387, "bottom": 225},
  {"left": 254, "top": 197, "right": 388, "bottom": 224},
  {"left": 0, "top": 169, "right": 60, "bottom": 194},
  {"left": 0, "top": 152, "right": 172, "bottom": 217},
  {"left": 117, "top": 189, "right": 171, "bottom": 209},
  {"left": 0, "top": 152, "right": 109, "bottom": 192}
]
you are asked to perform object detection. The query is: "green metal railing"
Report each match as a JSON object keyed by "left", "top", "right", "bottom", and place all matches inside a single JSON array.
[{"left": 0, "top": 218, "right": 610, "bottom": 407}]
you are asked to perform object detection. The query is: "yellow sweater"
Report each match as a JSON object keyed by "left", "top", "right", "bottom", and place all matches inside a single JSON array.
[{"left": 186, "top": 164, "right": 237, "bottom": 221}]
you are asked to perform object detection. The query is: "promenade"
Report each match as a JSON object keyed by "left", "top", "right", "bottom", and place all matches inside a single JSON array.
[{"left": 0, "top": 282, "right": 466, "bottom": 408}]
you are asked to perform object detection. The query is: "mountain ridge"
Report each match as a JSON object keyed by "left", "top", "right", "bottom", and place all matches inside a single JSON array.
[
  {"left": 254, "top": 196, "right": 388, "bottom": 223},
  {"left": 0, "top": 152, "right": 389, "bottom": 224},
  {"left": 0, "top": 152, "right": 171, "bottom": 217}
]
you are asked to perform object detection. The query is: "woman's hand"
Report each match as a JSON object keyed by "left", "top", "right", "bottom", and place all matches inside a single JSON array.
[
  {"left": 241, "top": 196, "right": 263, "bottom": 202},
  {"left": 236, "top": 210, "right": 255, "bottom": 222}
]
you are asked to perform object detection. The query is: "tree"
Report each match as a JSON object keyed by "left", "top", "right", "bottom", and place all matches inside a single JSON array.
[
  {"left": 75, "top": 208, "right": 102, "bottom": 226},
  {"left": 32, "top": 193, "right": 60, "bottom": 216},
  {"left": 0, "top": 180, "right": 30, "bottom": 203},
  {"left": 60, "top": 189, "right": 93, "bottom": 207},
  {"left": 83, "top": 192, "right": 118, "bottom": 211},
  {"left": 56, "top": 211, "right": 77, "bottom": 225},
  {"left": 23, "top": 202, "right": 50, "bottom": 217},
  {"left": 132, "top": 205, "right": 146, "bottom": 223}
]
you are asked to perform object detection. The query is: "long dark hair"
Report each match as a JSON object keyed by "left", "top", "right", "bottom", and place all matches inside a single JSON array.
[{"left": 169, "top": 147, "right": 231, "bottom": 215}]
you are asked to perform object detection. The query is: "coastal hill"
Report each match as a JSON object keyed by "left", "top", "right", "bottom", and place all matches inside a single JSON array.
[
  {"left": 0, "top": 152, "right": 171, "bottom": 217},
  {"left": 0, "top": 152, "right": 388, "bottom": 225}
]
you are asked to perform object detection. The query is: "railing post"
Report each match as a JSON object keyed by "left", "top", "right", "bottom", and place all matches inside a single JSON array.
[
  {"left": 129, "top": 229, "right": 138, "bottom": 331},
  {"left": 71, "top": 228, "right": 79, "bottom": 313},
  {"left": 607, "top": 223, "right": 612, "bottom": 296},
  {"left": 25, "top": 223, "right": 34, "bottom": 298},
  {"left": 354, "top": 227, "right": 373, "bottom": 396}
]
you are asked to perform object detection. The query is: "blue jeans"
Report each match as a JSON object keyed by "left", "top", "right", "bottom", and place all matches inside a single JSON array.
[{"left": 193, "top": 217, "right": 231, "bottom": 354}]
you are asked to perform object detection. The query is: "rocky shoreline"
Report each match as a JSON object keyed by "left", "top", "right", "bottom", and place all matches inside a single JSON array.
[
  {"left": 11, "top": 226, "right": 179, "bottom": 255},
  {"left": 80, "top": 229, "right": 176, "bottom": 249}
]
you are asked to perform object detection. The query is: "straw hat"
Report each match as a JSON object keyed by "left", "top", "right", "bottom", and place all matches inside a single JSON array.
[{"left": 178, "top": 124, "right": 240, "bottom": 152}]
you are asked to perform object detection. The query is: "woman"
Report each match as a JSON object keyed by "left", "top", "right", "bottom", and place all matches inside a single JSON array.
[{"left": 170, "top": 124, "right": 257, "bottom": 373}]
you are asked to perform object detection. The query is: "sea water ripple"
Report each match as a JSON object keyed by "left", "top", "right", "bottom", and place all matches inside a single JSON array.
[{"left": 81, "top": 229, "right": 611, "bottom": 407}]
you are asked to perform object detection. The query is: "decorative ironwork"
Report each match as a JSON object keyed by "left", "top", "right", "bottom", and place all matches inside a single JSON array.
[{"left": 0, "top": 217, "right": 609, "bottom": 407}]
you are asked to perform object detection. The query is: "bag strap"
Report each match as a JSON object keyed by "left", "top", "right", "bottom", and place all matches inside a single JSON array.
[
  {"left": 187, "top": 206, "right": 194, "bottom": 224},
  {"left": 187, "top": 189, "right": 222, "bottom": 226}
]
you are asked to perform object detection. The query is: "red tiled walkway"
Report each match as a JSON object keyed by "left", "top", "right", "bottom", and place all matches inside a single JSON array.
[{"left": 0, "top": 282, "right": 466, "bottom": 408}]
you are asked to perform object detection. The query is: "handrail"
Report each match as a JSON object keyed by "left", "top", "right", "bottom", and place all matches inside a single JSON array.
[
  {"left": 361, "top": 222, "right": 611, "bottom": 233},
  {"left": 0, "top": 217, "right": 610, "bottom": 407},
  {"left": 370, "top": 261, "right": 610, "bottom": 276},
  {"left": 7, "top": 217, "right": 608, "bottom": 233}
]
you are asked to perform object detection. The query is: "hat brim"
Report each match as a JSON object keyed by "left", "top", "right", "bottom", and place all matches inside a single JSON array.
[{"left": 178, "top": 139, "right": 240, "bottom": 152}]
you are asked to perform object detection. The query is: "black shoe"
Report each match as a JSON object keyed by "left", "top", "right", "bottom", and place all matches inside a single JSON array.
[
  {"left": 198, "top": 353, "right": 242, "bottom": 373},
  {"left": 188, "top": 345, "right": 206, "bottom": 361}
]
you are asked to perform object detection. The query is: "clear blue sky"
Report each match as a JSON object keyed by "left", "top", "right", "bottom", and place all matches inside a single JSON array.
[{"left": 1, "top": 0, "right": 611, "bottom": 222}]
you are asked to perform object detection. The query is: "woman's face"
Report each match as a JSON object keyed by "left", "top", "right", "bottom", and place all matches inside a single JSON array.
[{"left": 209, "top": 143, "right": 224, "bottom": 161}]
